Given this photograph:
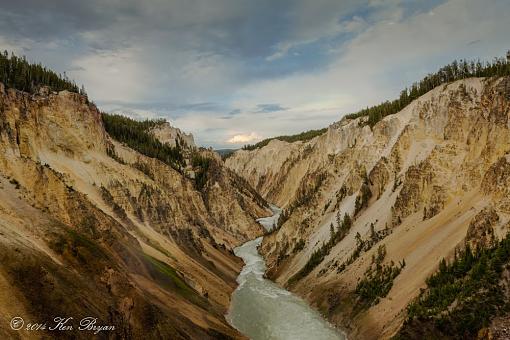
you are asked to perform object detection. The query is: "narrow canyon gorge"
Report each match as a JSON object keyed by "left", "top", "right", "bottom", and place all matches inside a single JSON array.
[{"left": 226, "top": 76, "right": 510, "bottom": 339}]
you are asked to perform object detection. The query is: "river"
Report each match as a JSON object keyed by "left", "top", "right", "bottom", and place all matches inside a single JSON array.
[{"left": 227, "top": 205, "right": 346, "bottom": 340}]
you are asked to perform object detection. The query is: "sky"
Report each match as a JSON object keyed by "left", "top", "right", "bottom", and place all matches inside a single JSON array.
[{"left": 0, "top": 0, "right": 509, "bottom": 148}]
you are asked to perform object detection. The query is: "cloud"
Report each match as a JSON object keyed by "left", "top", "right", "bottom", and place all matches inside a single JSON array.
[
  {"left": 178, "top": 102, "right": 223, "bottom": 112},
  {"left": 255, "top": 103, "right": 288, "bottom": 113},
  {"left": 226, "top": 132, "right": 261, "bottom": 144},
  {"left": 69, "top": 47, "right": 149, "bottom": 103},
  {"left": 109, "top": 107, "right": 159, "bottom": 121},
  {"left": 0, "top": 35, "right": 33, "bottom": 54},
  {"left": 265, "top": 42, "right": 293, "bottom": 62},
  {"left": 231, "top": 0, "right": 510, "bottom": 119},
  {"left": 228, "top": 109, "right": 242, "bottom": 115},
  {"left": 0, "top": 0, "right": 509, "bottom": 149}
]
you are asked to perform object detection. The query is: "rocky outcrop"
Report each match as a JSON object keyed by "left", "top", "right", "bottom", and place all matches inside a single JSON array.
[
  {"left": 226, "top": 77, "right": 510, "bottom": 339},
  {"left": 150, "top": 121, "right": 196, "bottom": 149},
  {"left": 482, "top": 156, "right": 510, "bottom": 213},
  {"left": 0, "top": 85, "right": 267, "bottom": 338},
  {"left": 465, "top": 206, "right": 499, "bottom": 249}
]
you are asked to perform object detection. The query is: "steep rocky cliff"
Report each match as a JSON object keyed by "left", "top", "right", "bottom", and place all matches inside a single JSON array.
[
  {"left": 150, "top": 121, "right": 196, "bottom": 149},
  {"left": 226, "top": 77, "right": 510, "bottom": 338},
  {"left": 0, "top": 83, "right": 268, "bottom": 339}
]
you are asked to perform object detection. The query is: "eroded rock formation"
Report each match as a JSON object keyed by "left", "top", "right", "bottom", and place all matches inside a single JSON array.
[
  {"left": 226, "top": 77, "right": 510, "bottom": 339},
  {"left": 0, "top": 85, "right": 268, "bottom": 339}
]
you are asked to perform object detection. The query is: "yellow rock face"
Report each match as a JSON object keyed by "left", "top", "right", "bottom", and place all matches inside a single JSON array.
[
  {"left": 0, "top": 85, "right": 268, "bottom": 339},
  {"left": 226, "top": 77, "right": 510, "bottom": 339}
]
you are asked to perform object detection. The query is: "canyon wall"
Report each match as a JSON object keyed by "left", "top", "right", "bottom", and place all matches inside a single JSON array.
[
  {"left": 226, "top": 77, "right": 510, "bottom": 338},
  {"left": 0, "top": 83, "right": 268, "bottom": 339}
]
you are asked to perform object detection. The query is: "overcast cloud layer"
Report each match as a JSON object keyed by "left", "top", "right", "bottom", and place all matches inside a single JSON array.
[{"left": 0, "top": 0, "right": 509, "bottom": 148}]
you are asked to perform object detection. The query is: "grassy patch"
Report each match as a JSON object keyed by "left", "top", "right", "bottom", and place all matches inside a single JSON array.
[
  {"left": 48, "top": 228, "right": 109, "bottom": 265},
  {"left": 142, "top": 254, "right": 209, "bottom": 309}
]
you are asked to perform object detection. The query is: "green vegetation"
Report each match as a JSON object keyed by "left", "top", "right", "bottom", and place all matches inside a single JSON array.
[
  {"left": 294, "top": 172, "right": 328, "bottom": 208},
  {"left": 345, "top": 53, "right": 510, "bottom": 128},
  {"left": 242, "top": 128, "right": 327, "bottom": 150},
  {"left": 142, "top": 254, "right": 208, "bottom": 308},
  {"left": 215, "top": 148, "right": 237, "bottom": 160},
  {"left": 275, "top": 209, "right": 291, "bottom": 230},
  {"left": 99, "top": 186, "right": 128, "bottom": 220},
  {"left": 337, "top": 223, "right": 392, "bottom": 274},
  {"left": 191, "top": 153, "right": 211, "bottom": 190},
  {"left": 102, "top": 113, "right": 213, "bottom": 190},
  {"left": 355, "top": 244, "right": 405, "bottom": 308},
  {"left": 399, "top": 234, "right": 510, "bottom": 339},
  {"left": 354, "top": 176, "right": 372, "bottom": 216},
  {"left": 50, "top": 228, "right": 109, "bottom": 264},
  {"left": 144, "top": 254, "right": 193, "bottom": 293},
  {"left": 102, "top": 113, "right": 185, "bottom": 171},
  {"left": 106, "top": 146, "right": 126, "bottom": 164},
  {"left": 333, "top": 185, "right": 348, "bottom": 210},
  {"left": 277, "top": 171, "right": 327, "bottom": 230},
  {"left": 293, "top": 239, "right": 306, "bottom": 253},
  {"left": 9, "top": 178, "right": 21, "bottom": 189},
  {"left": 288, "top": 213, "right": 352, "bottom": 285},
  {"left": 242, "top": 53, "right": 510, "bottom": 151},
  {"left": 67, "top": 229, "right": 108, "bottom": 258},
  {"left": 323, "top": 200, "right": 331, "bottom": 212},
  {"left": 0, "top": 51, "right": 83, "bottom": 94},
  {"left": 133, "top": 161, "right": 155, "bottom": 180}
]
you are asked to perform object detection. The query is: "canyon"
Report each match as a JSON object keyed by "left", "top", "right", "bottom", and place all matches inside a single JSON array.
[
  {"left": 226, "top": 76, "right": 510, "bottom": 339},
  {"left": 0, "top": 83, "right": 269, "bottom": 339},
  {"left": 1, "top": 70, "right": 510, "bottom": 339}
]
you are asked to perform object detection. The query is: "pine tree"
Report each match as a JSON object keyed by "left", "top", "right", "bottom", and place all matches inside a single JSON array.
[
  {"left": 345, "top": 53, "right": 510, "bottom": 128},
  {"left": 0, "top": 51, "right": 82, "bottom": 94},
  {"left": 370, "top": 223, "right": 377, "bottom": 242}
]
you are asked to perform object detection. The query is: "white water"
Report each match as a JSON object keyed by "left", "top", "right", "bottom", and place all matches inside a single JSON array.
[
  {"left": 227, "top": 207, "right": 346, "bottom": 340},
  {"left": 256, "top": 204, "right": 282, "bottom": 231}
]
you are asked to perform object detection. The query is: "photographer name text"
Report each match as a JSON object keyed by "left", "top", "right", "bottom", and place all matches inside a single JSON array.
[{"left": 10, "top": 316, "right": 115, "bottom": 334}]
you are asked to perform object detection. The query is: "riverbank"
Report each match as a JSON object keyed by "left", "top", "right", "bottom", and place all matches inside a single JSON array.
[{"left": 227, "top": 208, "right": 345, "bottom": 340}]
